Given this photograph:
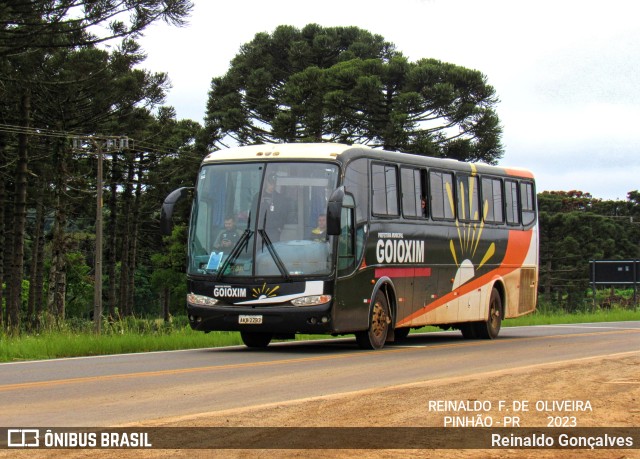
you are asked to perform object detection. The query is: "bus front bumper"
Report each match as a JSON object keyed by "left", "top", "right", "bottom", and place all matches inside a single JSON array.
[{"left": 186, "top": 302, "right": 334, "bottom": 334}]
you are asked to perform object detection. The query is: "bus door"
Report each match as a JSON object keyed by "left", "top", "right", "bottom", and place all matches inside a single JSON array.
[{"left": 329, "top": 189, "right": 372, "bottom": 332}]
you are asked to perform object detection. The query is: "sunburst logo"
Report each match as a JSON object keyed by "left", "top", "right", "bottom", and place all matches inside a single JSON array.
[
  {"left": 252, "top": 283, "right": 280, "bottom": 299},
  {"left": 446, "top": 170, "right": 496, "bottom": 290}
]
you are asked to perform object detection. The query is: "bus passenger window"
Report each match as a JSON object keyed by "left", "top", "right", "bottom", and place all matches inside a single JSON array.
[
  {"left": 429, "top": 171, "right": 455, "bottom": 220},
  {"left": 481, "top": 177, "right": 504, "bottom": 223},
  {"left": 456, "top": 174, "right": 480, "bottom": 222},
  {"left": 372, "top": 163, "right": 399, "bottom": 216},
  {"left": 520, "top": 182, "right": 536, "bottom": 226},
  {"left": 401, "top": 167, "right": 426, "bottom": 218},
  {"left": 505, "top": 180, "right": 520, "bottom": 225}
]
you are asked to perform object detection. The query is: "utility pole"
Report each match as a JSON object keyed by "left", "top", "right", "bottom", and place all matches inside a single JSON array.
[
  {"left": 95, "top": 140, "right": 103, "bottom": 334},
  {"left": 71, "top": 135, "right": 130, "bottom": 333}
]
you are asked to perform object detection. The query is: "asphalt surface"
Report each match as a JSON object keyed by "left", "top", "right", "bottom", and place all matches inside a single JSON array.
[{"left": 1, "top": 322, "right": 638, "bottom": 427}]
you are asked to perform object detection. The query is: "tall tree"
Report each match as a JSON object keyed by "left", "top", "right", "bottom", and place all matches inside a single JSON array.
[
  {"left": 8, "top": 89, "right": 31, "bottom": 331},
  {"left": 0, "top": 1, "right": 192, "bottom": 331},
  {"left": 0, "top": 136, "right": 5, "bottom": 328},
  {"left": 205, "top": 24, "right": 503, "bottom": 163},
  {"left": 0, "top": 0, "right": 193, "bottom": 57}
]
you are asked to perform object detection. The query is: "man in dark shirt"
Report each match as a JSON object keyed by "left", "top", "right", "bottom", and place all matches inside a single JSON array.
[{"left": 214, "top": 216, "right": 240, "bottom": 250}]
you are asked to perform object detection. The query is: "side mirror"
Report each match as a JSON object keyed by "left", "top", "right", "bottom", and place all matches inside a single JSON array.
[
  {"left": 326, "top": 187, "right": 355, "bottom": 235},
  {"left": 160, "top": 187, "right": 192, "bottom": 236}
]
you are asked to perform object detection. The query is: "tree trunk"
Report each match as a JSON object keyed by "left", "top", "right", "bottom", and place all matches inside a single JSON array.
[
  {"left": 126, "top": 152, "right": 144, "bottom": 315},
  {"left": 0, "top": 145, "right": 5, "bottom": 330},
  {"left": 8, "top": 91, "right": 31, "bottom": 333},
  {"left": 47, "top": 215, "right": 67, "bottom": 322},
  {"left": 47, "top": 143, "right": 68, "bottom": 324},
  {"left": 32, "top": 200, "right": 46, "bottom": 327},
  {"left": 162, "top": 287, "right": 170, "bottom": 323},
  {"left": 27, "top": 192, "right": 45, "bottom": 331},
  {"left": 2, "top": 188, "right": 13, "bottom": 330}
]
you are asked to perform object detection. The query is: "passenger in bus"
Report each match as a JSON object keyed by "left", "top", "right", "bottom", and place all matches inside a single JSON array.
[
  {"left": 308, "top": 213, "right": 327, "bottom": 242},
  {"left": 253, "top": 174, "right": 291, "bottom": 241},
  {"left": 421, "top": 197, "right": 428, "bottom": 217},
  {"left": 214, "top": 216, "right": 240, "bottom": 251}
]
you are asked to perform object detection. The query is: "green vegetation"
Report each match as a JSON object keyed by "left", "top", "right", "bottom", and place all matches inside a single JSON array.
[
  {"left": 538, "top": 191, "right": 640, "bottom": 312},
  {"left": 0, "top": 318, "right": 241, "bottom": 363},
  {"left": 206, "top": 24, "right": 503, "bottom": 162},
  {"left": 0, "top": 328, "right": 236, "bottom": 362},
  {"left": 0, "top": 8, "right": 638, "bottom": 348},
  {"left": 2, "top": 307, "right": 637, "bottom": 363},
  {"left": 1, "top": 18, "right": 507, "bottom": 337},
  {"left": 503, "top": 307, "right": 639, "bottom": 327}
]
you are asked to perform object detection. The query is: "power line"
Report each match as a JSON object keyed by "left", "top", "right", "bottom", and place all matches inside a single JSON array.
[{"left": 0, "top": 123, "right": 192, "bottom": 158}]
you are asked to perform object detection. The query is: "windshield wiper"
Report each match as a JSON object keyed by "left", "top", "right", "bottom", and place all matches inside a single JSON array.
[
  {"left": 258, "top": 208, "right": 290, "bottom": 280},
  {"left": 258, "top": 229, "right": 290, "bottom": 280}
]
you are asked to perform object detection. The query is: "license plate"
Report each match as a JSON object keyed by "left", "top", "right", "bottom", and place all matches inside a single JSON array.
[{"left": 238, "top": 315, "right": 263, "bottom": 324}]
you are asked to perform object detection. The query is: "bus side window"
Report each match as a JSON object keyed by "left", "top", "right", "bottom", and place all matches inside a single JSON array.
[
  {"left": 481, "top": 177, "right": 504, "bottom": 223},
  {"left": 344, "top": 158, "right": 369, "bottom": 225},
  {"left": 401, "top": 167, "right": 427, "bottom": 218},
  {"left": 372, "top": 163, "right": 399, "bottom": 217},
  {"left": 337, "top": 205, "right": 356, "bottom": 276},
  {"left": 520, "top": 181, "right": 536, "bottom": 226},
  {"left": 429, "top": 170, "right": 455, "bottom": 220},
  {"left": 456, "top": 174, "right": 480, "bottom": 222},
  {"left": 505, "top": 180, "right": 520, "bottom": 225}
]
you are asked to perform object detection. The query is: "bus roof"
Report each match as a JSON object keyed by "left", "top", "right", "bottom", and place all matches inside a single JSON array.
[
  {"left": 201, "top": 143, "right": 534, "bottom": 180},
  {"left": 202, "top": 143, "right": 367, "bottom": 163}
]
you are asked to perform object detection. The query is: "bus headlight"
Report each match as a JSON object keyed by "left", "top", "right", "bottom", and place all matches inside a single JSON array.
[
  {"left": 187, "top": 293, "right": 219, "bottom": 306},
  {"left": 291, "top": 295, "right": 331, "bottom": 306}
]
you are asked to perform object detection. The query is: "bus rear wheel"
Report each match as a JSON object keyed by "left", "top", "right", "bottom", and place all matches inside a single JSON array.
[
  {"left": 459, "top": 323, "right": 477, "bottom": 339},
  {"left": 240, "top": 331, "right": 273, "bottom": 348},
  {"left": 475, "top": 288, "right": 502, "bottom": 339},
  {"left": 356, "top": 291, "right": 390, "bottom": 350}
]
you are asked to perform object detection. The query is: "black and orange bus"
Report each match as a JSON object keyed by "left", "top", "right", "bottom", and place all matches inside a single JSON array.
[{"left": 161, "top": 143, "right": 538, "bottom": 349}]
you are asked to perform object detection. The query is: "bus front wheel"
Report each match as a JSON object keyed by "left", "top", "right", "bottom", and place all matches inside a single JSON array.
[
  {"left": 356, "top": 291, "right": 390, "bottom": 350},
  {"left": 240, "top": 331, "right": 273, "bottom": 348}
]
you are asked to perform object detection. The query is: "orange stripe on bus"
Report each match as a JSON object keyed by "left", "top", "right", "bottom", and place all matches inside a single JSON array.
[{"left": 504, "top": 168, "right": 534, "bottom": 179}]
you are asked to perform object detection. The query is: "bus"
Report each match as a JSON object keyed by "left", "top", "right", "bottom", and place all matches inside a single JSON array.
[{"left": 161, "top": 143, "right": 538, "bottom": 350}]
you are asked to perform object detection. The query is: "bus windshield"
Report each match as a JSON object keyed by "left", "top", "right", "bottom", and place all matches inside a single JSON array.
[{"left": 188, "top": 161, "right": 340, "bottom": 278}]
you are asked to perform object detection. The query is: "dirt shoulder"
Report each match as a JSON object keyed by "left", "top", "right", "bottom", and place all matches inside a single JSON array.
[{"left": 6, "top": 352, "right": 640, "bottom": 458}]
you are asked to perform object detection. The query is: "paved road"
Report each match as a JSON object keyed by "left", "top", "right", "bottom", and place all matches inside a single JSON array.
[{"left": 1, "top": 322, "right": 638, "bottom": 426}]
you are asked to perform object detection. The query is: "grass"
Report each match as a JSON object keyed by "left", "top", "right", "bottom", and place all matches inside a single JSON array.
[
  {"left": 0, "top": 326, "right": 244, "bottom": 362},
  {"left": 504, "top": 307, "right": 639, "bottom": 327},
  {"left": 1, "top": 307, "right": 638, "bottom": 363}
]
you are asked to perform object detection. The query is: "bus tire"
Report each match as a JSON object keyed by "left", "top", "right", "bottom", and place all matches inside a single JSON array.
[
  {"left": 240, "top": 331, "right": 273, "bottom": 348},
  {"left": 475, "top": 288, "right": 502, "bottom": 339},
  {"left": 459, "top": 323, "right": 477, "bottom": 339},
  {"left": 356, "top": 291, "right": 390, "bottom": 350}
]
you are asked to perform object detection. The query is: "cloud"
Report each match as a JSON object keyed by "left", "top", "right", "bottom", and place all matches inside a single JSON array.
[{"left": 137, "top": 0, "right": 640, "bottom": 200}]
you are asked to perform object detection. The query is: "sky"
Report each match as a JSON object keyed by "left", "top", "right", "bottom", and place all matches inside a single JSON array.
[{"left": 137, "top": 0, "right": 640, "bottom": 201}]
